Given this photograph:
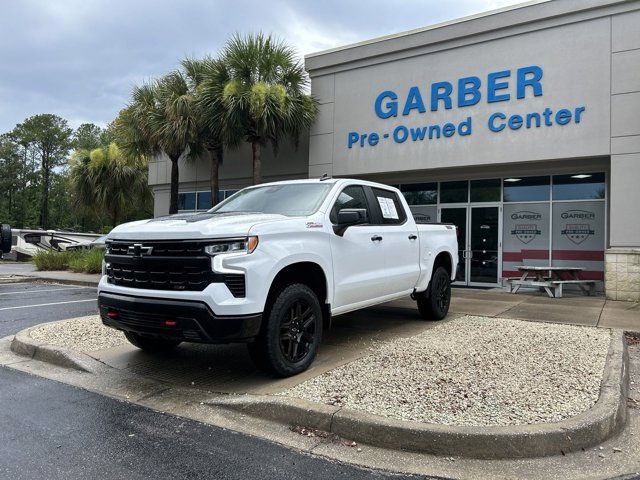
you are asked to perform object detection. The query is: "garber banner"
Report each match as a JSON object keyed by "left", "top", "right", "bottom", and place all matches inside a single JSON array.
[{"left": 347, "top": 65, "right": 587, "bottom": 149}]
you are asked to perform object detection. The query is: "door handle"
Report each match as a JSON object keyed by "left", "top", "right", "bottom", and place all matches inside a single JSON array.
[
  {"left": 371, "top": 235, "right": 383, "bottom": 242},
  {"left": 408, "top": 234, "right": 417, "bottom": 240}
]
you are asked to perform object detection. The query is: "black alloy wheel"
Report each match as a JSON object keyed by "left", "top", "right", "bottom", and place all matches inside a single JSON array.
[
  {"left": 247, "top": 283, "right": 323, "bottom": 377},
  {"left": 279, "top": 299, "right": 317, "bottom": 363},
  {"left": 417, "top": 266, "right": 451, "bottom": 321}
]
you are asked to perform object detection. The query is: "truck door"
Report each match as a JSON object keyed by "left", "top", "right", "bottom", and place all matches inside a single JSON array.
[
  {"left": 329, "top": 185, "right": 388, "bottom": 309},
  {"left": 368, "top": 187, "right": 420, "bottom": 296}
]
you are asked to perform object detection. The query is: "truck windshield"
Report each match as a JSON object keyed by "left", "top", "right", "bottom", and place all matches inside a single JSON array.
[{"left": 209, "top": 183, "right": 333, "bottom": 216}]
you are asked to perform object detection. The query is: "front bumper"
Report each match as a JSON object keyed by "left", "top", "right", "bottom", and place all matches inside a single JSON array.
[{"left": 98, "top": 292, "right": 262, "bottom": 344}]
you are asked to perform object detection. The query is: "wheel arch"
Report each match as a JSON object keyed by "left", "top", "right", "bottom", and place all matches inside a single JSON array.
[{"left": 265, "top": 260, "right": 332, "bottom": 328}]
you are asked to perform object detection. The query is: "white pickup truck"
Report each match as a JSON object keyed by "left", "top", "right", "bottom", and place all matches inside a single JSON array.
[{"left": 98, "top": 178, "right": 458, "bottom": 376}]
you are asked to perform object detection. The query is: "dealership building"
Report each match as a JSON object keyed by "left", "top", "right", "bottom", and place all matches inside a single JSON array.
[{"left": 148, "top": 0, "right": 640, "bottom": 301}]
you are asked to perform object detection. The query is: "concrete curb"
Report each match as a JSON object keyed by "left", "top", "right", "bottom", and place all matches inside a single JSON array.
[
  {"left": 208, "top": 330, "right": 628, "bottom": 459},
  {"left": 10, "top": 324, "right": 100, "bottom": 373},
  {"left": 23, "top": 274, "right": 99, "bottom": 288}
]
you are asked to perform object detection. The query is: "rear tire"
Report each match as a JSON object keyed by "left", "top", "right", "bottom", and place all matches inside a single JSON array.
[
  {"left": 248, "top": 283, "right": 322, "bottom": 377},
  {"left": 1, "top": 224, "right": 11, "bottom": 254},
  {"left": 416, "top": 266, "right": 451, "bottom": 320},
  {"left": 124, "top": 331, "right": 181, "bottom": 353}
]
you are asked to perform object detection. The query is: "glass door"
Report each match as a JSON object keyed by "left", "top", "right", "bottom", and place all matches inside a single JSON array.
[
  {"left": 440, "top": 207, "right": 467, "bottom": 284},
  {"left": 469, "top": 206, "right": 500, "bottom": 285},
  {"left": 440, "top": 205, "right": 501, "bottom": 286}
]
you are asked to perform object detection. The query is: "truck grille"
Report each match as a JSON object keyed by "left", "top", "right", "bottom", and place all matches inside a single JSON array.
[{"left": 105, "top": 240, "right": 246, "bottom": 296}]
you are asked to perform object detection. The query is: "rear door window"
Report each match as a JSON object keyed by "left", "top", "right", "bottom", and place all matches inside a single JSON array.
[{"left": 371, "top": 188, "right": 407, "bottom": 225}]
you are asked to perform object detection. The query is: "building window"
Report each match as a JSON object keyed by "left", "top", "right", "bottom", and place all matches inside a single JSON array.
[
  {"left": 400, "top": 183, "right": 437, "bottom": 205},
  {"left": 470, "top": 179, "right": 501, "bottom": 202},
  {"left": 440, "top": 181, "right": 468, "bottom": 203},
  {"left": 503, "top": 176, "right": 550, "bottom": 202},
  {"left": 177, "top": 192, "right": 196, "bottom": 211},
  {"left": 552, "top": 173, "right": 605, "bottom": 200},
  {"left": 197, "top": 192, "right": 212, "bottom": 210}
]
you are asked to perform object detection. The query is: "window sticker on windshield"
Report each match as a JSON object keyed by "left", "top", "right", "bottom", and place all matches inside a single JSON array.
[{"left": 377, "top": 197, "right": 399, "bottom": 219}]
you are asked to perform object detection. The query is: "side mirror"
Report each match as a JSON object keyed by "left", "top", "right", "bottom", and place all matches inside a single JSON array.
[
  {"left": 333, "top": 208, "right": 368, "bottom": 236},
  {"left": 1, "top": 224, "right": 12, "bottom": 254}
]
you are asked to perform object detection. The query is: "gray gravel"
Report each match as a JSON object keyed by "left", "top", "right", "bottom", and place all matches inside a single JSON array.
[
  {"left": 29, "top": 315, "right": 127, "bottom": 352},
  {"left": 283, "top": 316, "right": 611, "bottom": 426}
]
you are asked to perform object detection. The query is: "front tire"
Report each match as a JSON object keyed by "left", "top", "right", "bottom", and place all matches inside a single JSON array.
[
  {"left": 248, "top": 283, "right": 322, "bottom": 377},
  {"left": 416, "top": 266, "right": 451, "bottom": 320},
  {"left": 124, "top": 332, "right": 181, "bottom": 353}
]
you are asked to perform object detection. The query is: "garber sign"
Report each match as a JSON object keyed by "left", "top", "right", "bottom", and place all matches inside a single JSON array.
[{"left": 347, "top": 65, "right": 587, "bottom": 149}]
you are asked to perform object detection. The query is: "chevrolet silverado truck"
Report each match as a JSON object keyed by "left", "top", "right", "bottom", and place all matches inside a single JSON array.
[{"left": 98, "top": 179, "right": 458, "bottom": 377}]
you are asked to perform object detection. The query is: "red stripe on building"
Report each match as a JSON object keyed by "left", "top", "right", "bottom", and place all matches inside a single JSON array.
[
  {"left": 552, "top": 250, "right": 604, "bottom": 261},
  {"left": 503, "top": 250, "right": 550, "bottom": 262}
]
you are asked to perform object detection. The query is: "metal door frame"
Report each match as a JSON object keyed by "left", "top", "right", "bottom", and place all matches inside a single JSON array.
[{"left": 439, "top": 203, "right": 502, "bottom": 287}]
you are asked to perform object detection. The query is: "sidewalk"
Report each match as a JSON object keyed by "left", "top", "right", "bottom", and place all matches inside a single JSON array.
[{"left": 0, "top": 262, "right": 100, "bottom": 287}]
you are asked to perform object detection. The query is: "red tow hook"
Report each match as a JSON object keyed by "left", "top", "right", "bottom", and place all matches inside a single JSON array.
[{"left": 107, "top": 310, "right": 119, "bottom": 319}]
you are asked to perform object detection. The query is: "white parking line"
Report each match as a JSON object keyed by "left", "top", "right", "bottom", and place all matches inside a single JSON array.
[
  {"left": 0, "top": 299, "right": 96, "bottom": 311},
  {"left": 0, "top": 287, "right": 93, "bottom": 296}
]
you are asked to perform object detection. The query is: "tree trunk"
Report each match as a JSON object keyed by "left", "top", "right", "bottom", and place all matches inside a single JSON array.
[
  {"left": 251, "top": 141, "right": 261, "bottom": 185},
  {"left": 209, "top": 149, "right": 220, "bottom": 207},
  {"left": 169, "top": 156, "right": 180, "bottom": 214},
  {"left": 40, "top": 152, "right": 50, "bottom": 229}
]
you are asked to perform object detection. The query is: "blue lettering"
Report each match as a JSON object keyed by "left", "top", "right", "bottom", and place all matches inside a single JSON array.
[
  {"left": 488, "top": 112, "right": 506, "bottom": 132},
  {"left": 393, "top": 125, "right": 409, "bottom": 143},
  {"left": 459, "top": 117, "right": 472, "bottom": 136},
  {"left": 442, "top": 123, "right": 455, "bottom": 137},
  {"left": 517, "top": 66, "right": 543, "bottom": 99},
  {"left": 410, "top": 127, "right": 427, "bottom": 141},
  {"left": 430, "top": 82, "right": 453, "bottom": 111},
  {"left": 458, "top": 77, "right": 481, "bottom": 107},
  {"left": 402, "top": 87, "right": 426, "bottom": 116},
  {"left": 508, "top": 114, "right": 523, "bottom": 129},
  {"left": 574, "top": 106, "right": 585, "bottom": 123},
  {"left": 555, "top": 109, "right": 572, "bottom": 125},
  {"left": 368, "top": 132, "right": 379, "bottom": 146},
  {"left": 347, "top": 132, "right": 359, "bottom": 148},
  {"left": 374, "top": 91, "right": 398, "bottom": 119},
  {"left": 488, "top": 70, "right": 510, "bottom": 103}
]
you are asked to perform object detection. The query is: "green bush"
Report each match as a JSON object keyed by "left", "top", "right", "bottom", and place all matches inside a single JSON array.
[
  {"left": 33, "top": 249, "right": 104, "bottom": 273},
  {"left": 32, "top": 250, "right": 76, "bottom": 271},
  {"left": 68, "top": 248, "right": 104, "bottom": 274}
]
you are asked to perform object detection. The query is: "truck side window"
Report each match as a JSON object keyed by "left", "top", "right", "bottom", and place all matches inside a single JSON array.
[
  {"left": 371, "top": 188, "right": 407, "bottom": 225},
  {"left": 330, "top": 185, "right": 369, "bottom": 223}
]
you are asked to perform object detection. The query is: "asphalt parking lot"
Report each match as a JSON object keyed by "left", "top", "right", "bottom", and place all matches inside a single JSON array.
[{"left": 0, "top": 282, "right": 98, "bottom": 337}]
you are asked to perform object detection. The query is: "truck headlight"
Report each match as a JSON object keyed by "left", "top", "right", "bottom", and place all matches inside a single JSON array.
[{"left": 204, "top": 236, "right": 259, "bottom": 256}]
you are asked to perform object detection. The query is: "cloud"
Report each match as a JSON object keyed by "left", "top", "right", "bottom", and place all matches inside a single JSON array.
[{"left": 0, "top": 0, "right": 526, "bottom": 133}]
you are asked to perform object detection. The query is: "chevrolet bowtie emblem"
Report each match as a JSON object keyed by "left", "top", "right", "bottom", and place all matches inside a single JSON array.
[{"left": 127, "top": 243, "right": 153, "bottom": 257}]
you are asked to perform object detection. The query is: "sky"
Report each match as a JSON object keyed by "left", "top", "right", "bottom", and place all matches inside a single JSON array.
[{"left": 0, "top": 0, "right": 526, "bottom": 133}]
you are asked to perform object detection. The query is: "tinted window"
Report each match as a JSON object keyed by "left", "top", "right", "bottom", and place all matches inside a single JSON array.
[
  {"left": 470, "top": 179, "right": 501, "bottom": 202},
  {"left": 331, "top": 185, "right": 369, "bottom": 223},
  {"left": 503, "top": 176, "right": 550, "bottom": 202},
  {"left": 178, "top": 192, "right": 196, "bottom": 210},
  {"left": 372, "top": 188, "right": 407, "bottom": 225},
  {"left": 440, "top": 181, "right": 468, "bottom": 203},
  {"left": 401, "top": 183, "right": 437, "bottom": 205},
  {"left": 552, "top": 173, "right": 605, "bottom": 200},
  {"left": 197, "top": 191, "right": 212, "bottom": 210}
]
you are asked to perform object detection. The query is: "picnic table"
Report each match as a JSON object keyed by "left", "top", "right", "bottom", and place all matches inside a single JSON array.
[{"left": 505, "top": 266, "right": 597, "bottom": 298}]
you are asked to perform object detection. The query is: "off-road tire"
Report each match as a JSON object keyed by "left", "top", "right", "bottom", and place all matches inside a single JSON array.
[
  {"left": 124, "top": 331, "right": 181, "bottom": 353},
  {"left": 416, "top": 266, "right": 451, "bottom": 320},
  {"left": 247, "top": 283, "right": 322, "bottom": 377},
  {"left": 1, "top": 224, "right": 11, "bottom": 254}
]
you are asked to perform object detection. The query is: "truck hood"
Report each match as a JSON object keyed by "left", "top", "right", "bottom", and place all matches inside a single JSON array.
[{"left": 108, "top": 212, "right": 289, "bottom": 240}]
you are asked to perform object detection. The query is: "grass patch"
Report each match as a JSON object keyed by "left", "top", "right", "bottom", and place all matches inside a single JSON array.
[
  {"left": 33, "top": 249, "right": 103, "bottom": 274},
  {"left": 68, "top": 248, "right": 103, "bottom": 274}
]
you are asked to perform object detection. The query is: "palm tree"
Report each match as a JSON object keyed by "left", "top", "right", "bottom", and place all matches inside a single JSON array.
[
  {"left": 117, "top": 73, "right": 198, "bottom": 214},
  {"left": 69, "top": 143, "right": 150, "bottom": 227},
  {"left": 218, "top": 33, "right": 318, "bottom": 185},
  {"left": 182, "top": 57, "right": 230, "bottom": 206}
]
